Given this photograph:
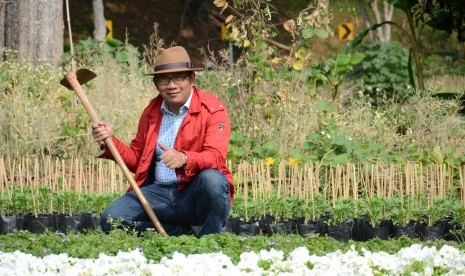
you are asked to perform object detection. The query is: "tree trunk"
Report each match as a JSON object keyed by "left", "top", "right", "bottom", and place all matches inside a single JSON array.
[
  {"left": 369, "top": 0, "right": 393, "bottom": 43},
  {"left": 92, "top": 0, "right": 106, "bottom": 41},
  {"left": 358, "top": 0, "right": 374, "bottom": 41},
  {"left": 0, "top": 0, "right": 63, "bottom": 65}
]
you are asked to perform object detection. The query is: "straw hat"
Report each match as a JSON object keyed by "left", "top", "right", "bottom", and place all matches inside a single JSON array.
[{"left": 146, "top": 46, "right": 202, "bottom": 75}]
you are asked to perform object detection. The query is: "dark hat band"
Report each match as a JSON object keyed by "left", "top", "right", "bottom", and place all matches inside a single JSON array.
[{"left": 154, "top": 62, "right": 194, "bottom": 72}]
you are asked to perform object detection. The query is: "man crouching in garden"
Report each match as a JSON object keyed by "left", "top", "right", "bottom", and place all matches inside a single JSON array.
[{"left": 91, "top": 46, "right": 233, "bottom": 237}]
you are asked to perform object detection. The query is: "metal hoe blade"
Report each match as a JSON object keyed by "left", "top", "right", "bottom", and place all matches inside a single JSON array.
[{"left": 60, "top": 68, "right": 97, "bottom": 90}]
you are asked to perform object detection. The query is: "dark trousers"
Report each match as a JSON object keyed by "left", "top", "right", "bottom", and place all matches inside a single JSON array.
[{"left": 100, "top": 169, "right": 230, "bottom": 236}]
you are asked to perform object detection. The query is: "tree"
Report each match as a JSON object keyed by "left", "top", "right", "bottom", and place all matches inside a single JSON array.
[
  {"left": 386, "top": 0, "right": 464, "bottom": 92},
  {"left": 354, "top": 0, "right": 463, "bottom": 92},
  {"left": 358, "top": 0, "right": 394, "bottom": 43},
  {"left": 92, "top": 0, "right": 106, "bottom": 41},
  {"left": 0, "top": 0, "right": 63, "bottom": 65},
  {"left": 422, "top": 0, "right": 465, "bottom": 43}
]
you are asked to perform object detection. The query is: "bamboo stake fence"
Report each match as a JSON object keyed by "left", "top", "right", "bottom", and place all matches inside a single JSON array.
[
  {"left": 1, "top": 156, "right": 464, "bottom": 205},
  {"left": 0, "top": 156, "right": 128, "bottom": 195}
]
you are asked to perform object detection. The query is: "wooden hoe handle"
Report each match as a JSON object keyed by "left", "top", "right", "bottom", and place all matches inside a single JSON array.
[{"left": 65, "top": 71, "right": 167, "bottom": 235}]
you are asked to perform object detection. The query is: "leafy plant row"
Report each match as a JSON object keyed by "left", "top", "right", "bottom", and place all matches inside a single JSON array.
[
  {"left": 1, "top": 184, "right": 465, "bottom": 240},
  {"left": 2, "top": 229, "right": 465, "bottom": 265},
  {"left": 230, "top": 194, "right": 465, "bottom": 229},
  {"left": 0, "top": 185, "right": 118, "bottom": 216}
]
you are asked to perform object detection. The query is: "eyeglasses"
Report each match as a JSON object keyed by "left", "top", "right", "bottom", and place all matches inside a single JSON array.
[{"left": 154, "top": 75, "right": 188, "bottom": 86}]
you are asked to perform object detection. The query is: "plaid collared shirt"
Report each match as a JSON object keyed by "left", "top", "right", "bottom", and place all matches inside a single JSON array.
[{"left": 154, "top": 91, "right": 192, "bottom": 183}]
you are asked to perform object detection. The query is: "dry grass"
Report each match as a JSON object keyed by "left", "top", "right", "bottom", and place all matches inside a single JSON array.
[
  {"left": 426, "top": 75, "right": 465, "bottom": 93},
  {"left": 1, "top": 44, "right": 465, "bottom": 164},
  {"left": 0, "top": 47, "right": 153, "bottom": 158}
]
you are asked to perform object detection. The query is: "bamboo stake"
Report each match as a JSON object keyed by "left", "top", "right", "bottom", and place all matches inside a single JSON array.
[
  {"left": 251, "top": 160, "right": 256, "bottom": 200},
  {"left": 448, "top": 164, "right": 453, "bottom": 194},
  {"left": 98, "top": 159, "right": 103, "bottom": 194},
  {"left": 277, "top": 161, "right": 283, "bottom": 198},
  {"left": 336, "top": 164, "right": 343, "bottom": 199},
  {"left": 88, "top": 158, "right": 93, "bottom": 193},
  {"left": 405, "top": 163, "right": 410, "bottom": 195},
  {"left": 244, "top": 163, "right": 248, "bottom": 221},
  {"left": 375, "top": 162, "right": 380, "bottom": 197},
  {"left": 1, "top": 157, "right": 12, "bottom": 205},
  {"left": 235, "top": 163, "right": 242, "bottom": 196},
  {"left": 460, "top": 165, "right": 464, "bottom": 204},
  {"left": 47, "top": 157, "right": 52, "bottom": 189},
  {"left": 31, "top": 185, "right": 38, "bottom": 217},
  {"left": 330, "top": 166, "right": 336, "bottom": 207},
  {"left": 344, "top": 163, "right": 350, "bottom": 199},
  {"left": 0, "top": 157, "right": 4, "bottom": 193},
  {"left": 322, "top": 166, "right": 329, "bottom": 200},
  {"left": 110, "top": 161, "right": 115, "bottom": 194},
  {"left": 440, "top": 164, "right": 445, "bottom": 197},
  {"left": 309, "top": 163, "right": 316, "bottom": 221},
  {"left": 26, "top": 157, "right": 30, "bottom": 189},
  {"left": 50, "top": 192, "right": 53, "bottom": 214},
  {"left": 17, "top": 159, "right": 23, "bottom": 192},
  {"left": 34, "top": 158, "right": 39, "bottom": 191},
  {"left": 303, "top": 163, "right": 308, "bottom": 201},
  {"left": 7, "top": 157, "right": 14, "bottom": 188},
  {"left": 289, "top": 163, "right": 295, "bottom": 197},
  {"left": 258, "top": 162, "right": 263, "bottom": 200},
  {"left": 266, "top": 162, "right": 271, "bottom": 197},
  {"left": 387, "top": 164, "right": 393, "bottom": 198},
  {"left": 369, "top": 163, "right": 374, "bottom": 199},
  {"left": 353, "top": 163, "right": 358, "bottom": 200},
  {"left": 416, "top": 163, "right": 421, "bottom": 208},
  {"left": 315, "top": 162, "right": 320, "bottom": 196},
  {"left": 282, "top": 161, "right": 287, "bottom": 198}
]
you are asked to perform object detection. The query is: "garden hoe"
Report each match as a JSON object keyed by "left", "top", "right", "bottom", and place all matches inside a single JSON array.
[
  {"left": 60, "top": 0, "right": 166, "bottom": 236},
  {"left": 59, "top": 70, "right": 167, "bottom": 236}
]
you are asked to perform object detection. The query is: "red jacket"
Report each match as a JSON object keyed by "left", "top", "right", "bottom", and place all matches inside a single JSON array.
[{"left": 100, "top": 86, "right": 234, "bottom": 202}]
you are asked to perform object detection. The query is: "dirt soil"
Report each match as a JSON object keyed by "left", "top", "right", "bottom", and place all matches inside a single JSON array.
[{"left": 65, "top": 0, "right": 304, "bottom": 67}]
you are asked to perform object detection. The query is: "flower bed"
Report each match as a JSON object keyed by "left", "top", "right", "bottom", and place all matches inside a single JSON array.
[{"left": 1, "top": 244, "right": 465, "bottom": 275}]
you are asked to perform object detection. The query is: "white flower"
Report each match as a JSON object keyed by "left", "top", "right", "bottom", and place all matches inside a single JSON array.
[
  {"left": 1, "top": 243, "right": 465, "bottom": 275},
  {"left": 259, "top": 248, "right": 284, "bottom": 262}
]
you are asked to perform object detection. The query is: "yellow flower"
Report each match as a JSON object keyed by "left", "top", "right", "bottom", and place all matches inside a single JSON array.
[
  {"left": 289, "top": 158, "right": 301, "bottom": 165},
  {"left": 265, "top": 157, "right": 275, "bottom": 166}
]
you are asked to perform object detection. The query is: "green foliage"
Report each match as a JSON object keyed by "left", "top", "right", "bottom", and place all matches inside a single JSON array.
[
  {"left": 1, "top": 230, "right": 463, "bottom": 265},
  {"left": 227, "top": 130, "right": 280, "bottom": 163},
  {"left": 359, "top": 197, "right": 390, "bottom": 228},
  {"left": 328, "top": 198, "right": 357, "bottom": 225},
  {"left": 0, "top": 185, "right": 120, "bottom": 215},
  {"left": 60, "top": 38, "right": 141, "bottom": 72},
  {"left": 388, "top": 195, "right": 422, "bottom": 227},
  {"left": 298, "top": 99, "right": 402, "bottom": 166},
  {"left": 54, "top": 92, "right": 92, "bottom": 158},
  {"left": 422, "top": 55, "right": 465, "bottom": 77},
  {"left": 424, "top": 198, "right": 456, "bottom": 227},
  {"left": 295, "top": 194, "right": 330, "bottom": 223},
  {"left": 0, "top": 49, "right": 65, "bottom": 157},
  {"left": 421, "top": 0, "right": 465, "bottom": 42},
  {"left": 450, "top": 203, "right": 465, "bottom": 230},
  {"left": 315, "top": 52, "right": 365, "bottom": 100},
  {"left": 264, "top": 195, "right": 300, "bottom": 222},
  {"left": 350, "top": 42, "right": 412, "bottom": 104},
  {"left": 403, "top": 260, "right": 427, "bottom": 275}
]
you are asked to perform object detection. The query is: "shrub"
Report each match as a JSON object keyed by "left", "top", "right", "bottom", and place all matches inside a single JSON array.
[{"left": 350, "top": 41, "right": 411, "bottom": 104}]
